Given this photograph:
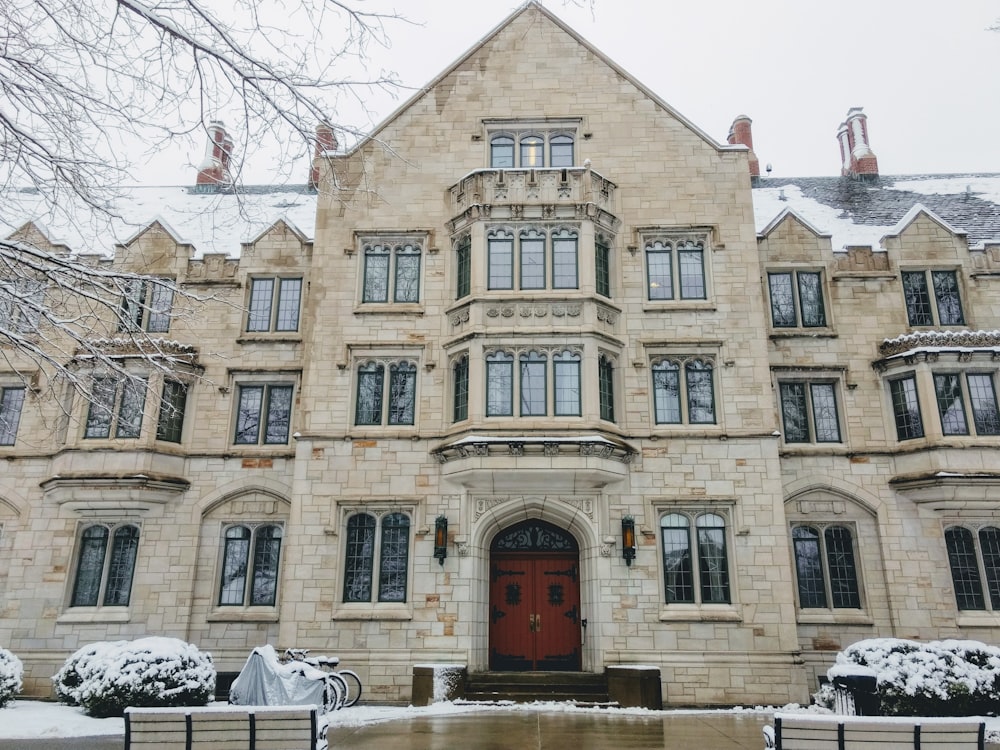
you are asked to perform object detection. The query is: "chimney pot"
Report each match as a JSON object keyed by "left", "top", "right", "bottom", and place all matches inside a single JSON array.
[
  {"left": 727, "top": 115, "right": 760, "bottom": 179},
  {"left": 839, "top": 108, "right": 879, "bottom": 181},
  {"left": 195, "top": 121, "right": 234, "bottom": 192}
]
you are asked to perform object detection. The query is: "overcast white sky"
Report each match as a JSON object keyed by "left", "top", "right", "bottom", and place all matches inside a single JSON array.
[{"left": 152, "top": 0, "right": 1000, "bottom": 185}]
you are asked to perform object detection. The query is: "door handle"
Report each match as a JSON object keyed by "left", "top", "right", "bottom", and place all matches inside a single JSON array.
[
  {"left": 535, "top": 613, "right": 541, "bottom": 632},
  {"left": 529, "top": 613, "right": 536, "bottom": 632}
]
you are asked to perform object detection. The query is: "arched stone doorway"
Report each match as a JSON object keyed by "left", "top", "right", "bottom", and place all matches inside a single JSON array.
[{"left": 489, "top": 519, "right": 581, "bottom": 671}]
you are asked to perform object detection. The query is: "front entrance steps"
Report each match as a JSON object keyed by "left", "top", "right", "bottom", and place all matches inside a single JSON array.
[
  {"left": 411, "top": 664, "right": 662, "bottom": 709},
  {"left": 464, "top": 671, "right": 611, "bottom": 706}
]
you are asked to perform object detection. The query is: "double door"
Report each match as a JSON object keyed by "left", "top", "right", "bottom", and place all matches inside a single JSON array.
[{"left": 489, "top": 554, "right": 581, "bottom": 671}]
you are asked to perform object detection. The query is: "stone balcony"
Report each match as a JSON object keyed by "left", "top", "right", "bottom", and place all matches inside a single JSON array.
[{"left": 447, "top": 167, "right": 618, "bottom": 229}]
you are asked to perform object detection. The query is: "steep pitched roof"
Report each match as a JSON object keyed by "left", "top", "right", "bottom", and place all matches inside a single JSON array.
[{"left": 753, "top": 174, "right": 1000, "bottom": 250}]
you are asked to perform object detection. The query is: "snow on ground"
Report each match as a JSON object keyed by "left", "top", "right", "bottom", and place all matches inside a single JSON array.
[{"left": 1, "top": 699, "right": 999, "bottom": 741}]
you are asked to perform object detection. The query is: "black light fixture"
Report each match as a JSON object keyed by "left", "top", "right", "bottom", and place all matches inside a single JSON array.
[
  {"left": 434, "top": 516, "right": 448, "bottom": 566},
  {"left": 621, "top": 515, "right": 636, "bottom": 567}
]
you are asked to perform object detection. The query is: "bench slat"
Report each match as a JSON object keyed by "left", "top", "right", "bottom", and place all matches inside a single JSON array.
[
  {"left": 774, "top": 714, "right": 986, "bottom": 750},
  {"left": 125, "top": 706, "right": 316, "bottom": 750}
]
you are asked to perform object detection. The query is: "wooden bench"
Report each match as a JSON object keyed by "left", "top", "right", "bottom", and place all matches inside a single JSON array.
[
  {"left": 765, "top": 712, "right": 986, "bottom": 749},
  {"left": 124, "top": 705, "right": 319, "bottom": 750}
]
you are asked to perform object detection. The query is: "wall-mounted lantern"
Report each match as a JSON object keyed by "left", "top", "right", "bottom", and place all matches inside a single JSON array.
[
  {"left": 434, "top": 516, "right": 449, "bottom": 566},
  {"left": 621, "top": 515, "right": 636, "bottom": 567}
]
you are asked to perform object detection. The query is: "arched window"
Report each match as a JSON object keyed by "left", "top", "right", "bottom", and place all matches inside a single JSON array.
[
  {"left": 550, "top": 135, "right": 574, "bottom": 167},
  {"left": 660, "top": 512, "right": 730, "bottom": 604},
  {"left": 490, "top": 135, "right": 514, "bottom": 168},
  {"left": 71, "top": 524, "right": 140, "bottom": 607},
  {"left": 219, "top": 524, "right": 283, "bottom": 607},
  {"left": 343, "top": 512, "right": 411, "bottom": 603},
  {"left": 945, "top": 526, "right": 1000, "bottom": 611},
  {"left": 520, "top": 135, "right": 544, "bottom": 168}
]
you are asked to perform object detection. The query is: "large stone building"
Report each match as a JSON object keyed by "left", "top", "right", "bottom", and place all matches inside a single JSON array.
[{"left": 2, "top": 3, "right": 1000, "bottom": 705}]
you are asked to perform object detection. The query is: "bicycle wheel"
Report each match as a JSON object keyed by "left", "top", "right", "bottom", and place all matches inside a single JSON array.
[
  {"left": 324, "top": 672, "right": 348, "bottom": 712},
  {"left": 337, "top": 669, "right": 363, "bottom": 707}
]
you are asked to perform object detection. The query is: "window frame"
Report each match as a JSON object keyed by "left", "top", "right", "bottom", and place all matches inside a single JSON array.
[
  {"left": 156, "top": 379, "right": 188, "bottom": 443},
  {"left": 341, "top": 511, "right": 412, "bottom": 605},
  {"left": 246, "top": 276, "right": 303, "bottom": 333},
  {"left": 944, "top": 524, "right": 1000, "bottom": 612},
  {"left": 217, "top": 523, "right": 284, "bottom": 608},
  {"left": 902, "top": 269, "right": 966, "bottom": 327},
  {"left": 486, "top": 347, "right": 583, "bottom": 419},
  {"left": 0, "top": 385, "right": 26, "bottom": 446},
  {"left": 659, "top": 510, "right": 732, "bottom": 606},
  {"left": 487, "top": 226, "right": 579, "bottom": 292},
  {"left": 361, "top": 242, "right": 422, "bottom": 304},
  {"left": 0, "top": 277, "right": 45, "bottom": 335},
  {"left": 118, "top": 278, "right": 175, "bottom": 334},
  {"left": 452, "top": 355, "right": 469, "bottom": 423},
  {"left": 767, "top": 270, "right": 828, "bottom": 330},
  {"left": 353, "top": 359, "right": 418, "bottom": 427},
  {"left": 778, "top": 380, "right": 843, "bottom": 444},
  {"left": 651, "top": 357, "right": 717, "bottom": 426},
  {"left": 488, "top": 130, "right": 577, "bottom": 169},
  {"left": 598, "top": 354, "right": 615, "bottom": 423},
  {"left": 233, "top": 382, "right": 294, "bottom": 445},
  {"left": 69, "top": 522, "right": 140, "bottom": 609},
  {"left": 791, "top": 524, "right": 862, "bottom": 610},
  {"left": 888, "top": 373, "right": 924, "bottom": 441},
  {"left": 934, "top": 372, "right": 1000, "bottom": 437},
  {"left": 83, "top": 376, "right": 148, "bottom": 440},
  {"left": 644, "top": 239, "right": 708, "bottom": 301}
]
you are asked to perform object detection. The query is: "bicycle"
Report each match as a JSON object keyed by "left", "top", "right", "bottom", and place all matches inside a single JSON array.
[{"left": 283, "top": 648, "right": 363, "bottom": 708}]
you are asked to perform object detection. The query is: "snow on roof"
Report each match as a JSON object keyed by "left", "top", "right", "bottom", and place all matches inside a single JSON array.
[
  {"left": 1, "top": 186, "right": 317, "bottom": 259},
  {"left": 892, "top": 176, "right": 1000, "bottom": 206},
  {"left": 753, "top": 183, "right": 895, "bottom": 251}
]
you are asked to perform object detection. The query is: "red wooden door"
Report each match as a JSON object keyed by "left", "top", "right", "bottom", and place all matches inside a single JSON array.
[{"left": 489, "top": 554, "right": 581, "bottom": 671}]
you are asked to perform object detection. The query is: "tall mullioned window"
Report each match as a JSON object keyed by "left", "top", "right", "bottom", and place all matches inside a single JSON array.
[
  {"left": 660, "top": 512, "right": 730, "bottom": 604},
  {"left": 934, "top": 373, "right": 1000, "bottom": 437},
  {"left": 234, "top": 383, "right": 293, "bottom": 445},
  {"left": 889, "top": 374, "right": 923, "bottom": 440},
  {"left": 595, "top": 236, "right": 611, "bottom": 298},
  {"left": 792, "top": 525, "right": 860, "bottom": 609},
  {"left": 342, "top": 512, "right": 411, "bottom": 603},
  {"left": 218, "top": 524, "right": 283, "bottom": 607},
  {"left": 652, "top": 359, "right": 715, "bottom": 425},
  {"left": 71, "top": 523, "right": 139, "bottom": 607},
  {"left": 118, "top": 278, "right": 174, "bottom": 333},
  {"left": 355, "top": 361, "right": 417, "bottom": 426},
  {"left": 455, "top": 236, "right": 471, "bottom": 299},
  {"left": 0, "top": 386, "right": 26, "bottom": 446},
  {"left": 945, "top": 525, "right": 1000, "bottom": 611},
  {"left": 453, "top": 356, "right": 469, "bottom": 422},
  {"left": 84, "top": 377, "right": 147, "bottom": 439},
  {"left": 599, "top": 355, "right": 615, "bottom": 422},
  {"left": 487, "top": 227, "right": 579, "bottom": 291}
]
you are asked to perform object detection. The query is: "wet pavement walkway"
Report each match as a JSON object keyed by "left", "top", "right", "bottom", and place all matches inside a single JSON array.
[{"left": 325, "top": 709, "right": 770, "bottom": 749}]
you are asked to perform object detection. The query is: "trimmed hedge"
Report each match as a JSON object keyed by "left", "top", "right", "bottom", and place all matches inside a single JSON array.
[{"left": 0, "top": 647, "right": 23, "bottom": 707}]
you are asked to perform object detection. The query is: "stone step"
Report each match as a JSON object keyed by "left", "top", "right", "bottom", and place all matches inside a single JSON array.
[{"left": 464, "top": 671, "right": 609, "bottom": 704}]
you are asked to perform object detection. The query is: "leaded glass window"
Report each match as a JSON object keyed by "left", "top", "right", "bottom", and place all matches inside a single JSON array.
[
  {"left": 84, "top": 376, "right": 147, "bottom": 440},
  {"left": 935, "top": 374, "right": 969, "bottom": 435},
  {"left": 388, "top": 362, "right": 417, "bottom": 425},
  {"left": 456, "top": 235, "right": 471, "bottom": 299},
  {"left": 71, "top": 523, "right": 139, "bottom": 607},
  {"left": 0, "top": 277, "right": 45, "bottom": 334},
  {"left": 646, "top": 240, "right": 707, "bottom": 301},
  {"left": 599, "top": 355, "right": 615, "bottom": 422},
  {"left": 686, "top": 360, "right": 715, "bottom": 424},
  {"left": 247, "top": 277, "right": 302, "bottom": 332},
  {"left": 661, "top": 512, "right": 731, "bottom": 605},
  {"left": 520, "top": 230, "right": 546, "bottom": 290},
  {"left": 791, "top": 525, "right": 860, "bottom": 609},
  {"left": 378, "top": 513, "right": 410, "bottom": 602},
  {"left": 0, "top": 386, "right": 26, "bottom": 446},
  {"left": 768, "top": 271, "right": 826, "bottom": 328},
  {"left": 363, "top": 245, "right": 390, "bottom": 303},
  {"left": 678, "top": 242, "right": 705, "bottom": 299},
  {"left": 234, "top": 383, "right": 293, "bottom": 444},
  {"left": 968, "top": 374, "right": 1000, "bottom": 435},
  {"left": 946, "top": 526, "right": 986, "bottom": 610},
  {"left": 343, "top": 512, "right": 411, "bottom": 604},
  {"left": 219, "top": 524, "right": 283, "bottom": 607},
  {"left": 903, "top": 270, "right": 964, "bottom": 326},
  {"left": 646, "top": 241, "right": 673, "bottom": 301},
  {"left": 453, "top": 356, "right": 469, "bottom": 423},
  {"left": 355, "top": 363, "right": 385, "bottom": 426},
  {"left": 779, "top": 382, "right": 841, "bottom": 443},
  {"left": 595, "top": 237, "right": 611, "bottom": 298},
  {"left": 156, "top": 380, "right": 187, "bottom": 443},
  {"left": 889, "top": 374, "right": 923, "bottom": 440}
]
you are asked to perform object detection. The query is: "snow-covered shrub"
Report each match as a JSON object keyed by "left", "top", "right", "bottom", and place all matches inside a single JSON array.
[
  {"left": 53, "top": 637, "right": 215, "bottom": 717},
  {"left": 53, "top": 640, "right": 127, "bottom": 706},
  {"left": 827, "top": 638, "right": 1000, "bottom": 716},
  {"left": 0, "top": 647, "right": 23, "bottom": 707}
]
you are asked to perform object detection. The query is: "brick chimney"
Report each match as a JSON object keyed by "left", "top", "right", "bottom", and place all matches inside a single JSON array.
[
  {"left": 727, "top": 115, "right": 760, "bottom": 183},
  {"left": 308, "top": 122, "right": 338, "bottom": 191},
  {"left": 838, "top": 107, "right": 879, "bottom": 181},
  {"left": 195, "top": 121, "right": 234, "bottom": 192}
]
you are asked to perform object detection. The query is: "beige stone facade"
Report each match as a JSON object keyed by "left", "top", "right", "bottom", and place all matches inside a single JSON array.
[{"left": 1, "top": 3, "right": 999, "bottom": 707}]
